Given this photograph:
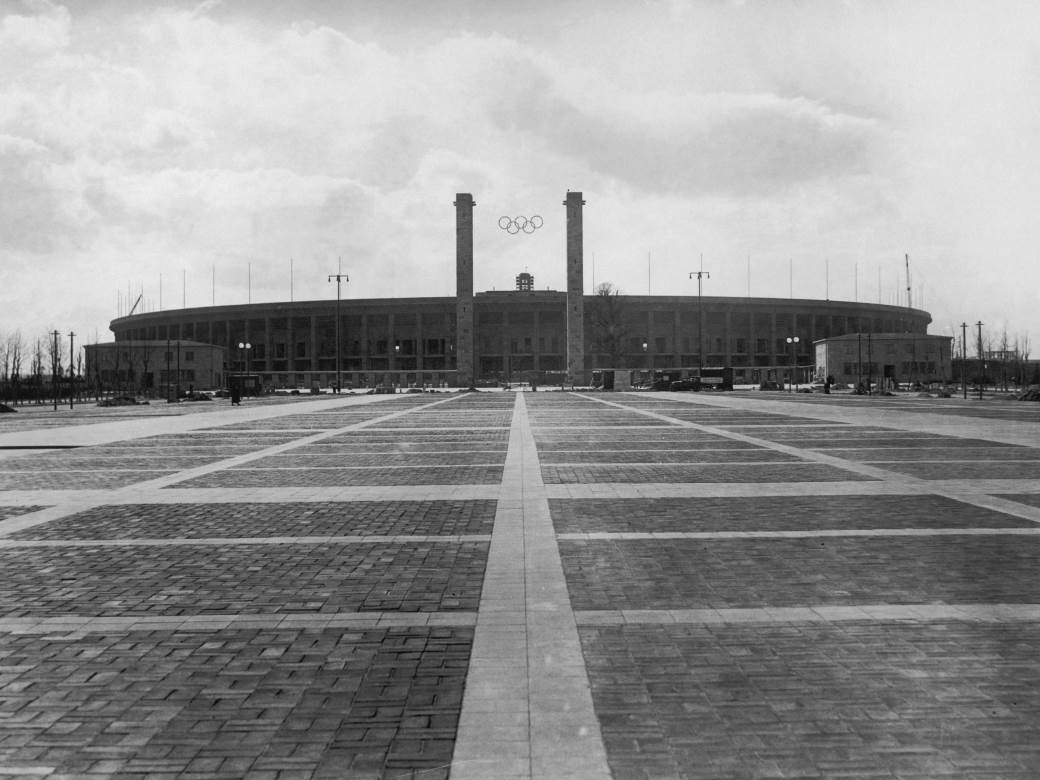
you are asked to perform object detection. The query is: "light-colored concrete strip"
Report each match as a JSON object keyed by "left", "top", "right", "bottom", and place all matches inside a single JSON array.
[
  {"left": 542, "top": 480, "right": 1040, "bottom": 500},
  {"left": 556, "top": 528, "right": 1040, "bottom": 541},
  {"left": 0, "top": 534, "right": 493, "bottom": 548},
  {"left": 453, "top": 392, "right": 611, "bottom": 780},
  {"left": 0, "top": 611, "right": 478, "bottom": 636},
  {"left": 573, "top": 603, "right": 1040, "bottom": 625}
]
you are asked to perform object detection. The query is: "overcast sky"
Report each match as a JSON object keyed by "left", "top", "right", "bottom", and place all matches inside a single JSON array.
[{"left": 3, "top": 0, "right": 1039, "bottom": 355}]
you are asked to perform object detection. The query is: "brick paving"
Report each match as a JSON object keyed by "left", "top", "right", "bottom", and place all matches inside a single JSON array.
[
  {"left": 172, "top": 465, "right": 505, "bottom": 488},
  {"left": 0, "top": 389, "right": 1038, "bottom": 778},
  {"left": 580, "top": 621, "right": 1040, "bottom": 779},
  {"left": 10, "top": 500, "right": 497, "bottom": 540},
  {"left": 549, "top": 495, "right": 1037, "bottom": 532},
  {"left": 542, "top": 462, "right": 876, "bottom": 484}
]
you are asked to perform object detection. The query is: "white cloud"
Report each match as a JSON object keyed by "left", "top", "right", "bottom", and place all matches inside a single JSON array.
[
  {"left": 1, "top": 0, "right": 1039, "bottom": 347},
  {"left": 0, "top": 1, "right": 69, "bottom": 56}
]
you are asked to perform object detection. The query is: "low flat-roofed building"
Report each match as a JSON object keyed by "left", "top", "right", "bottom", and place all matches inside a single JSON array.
[
  {"left": 84, "top": 340, "right": 225, "bottom": 394},
  {"left": 814, "top": 333, "right": 954, "bottom": 389}
]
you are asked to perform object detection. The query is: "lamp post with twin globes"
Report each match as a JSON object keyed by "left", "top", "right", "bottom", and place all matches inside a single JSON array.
[{"left": 786, "top": 336, "right": 800, "bottom": 393}]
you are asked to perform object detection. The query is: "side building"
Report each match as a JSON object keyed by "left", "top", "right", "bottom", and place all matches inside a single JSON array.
[
  {"left": 814, "top": 333, "right": 954, "bottom": 390},
  {"left": 97, "top": 288, "right": 936, "bottom": 391},
  {"left": 83, "top": 340, "right": 224, "bottom": 394}
]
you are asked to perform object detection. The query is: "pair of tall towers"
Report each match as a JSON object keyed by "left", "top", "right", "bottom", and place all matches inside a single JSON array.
[{"left": 454, "top": 192, "right": 585, "bottom": 387}]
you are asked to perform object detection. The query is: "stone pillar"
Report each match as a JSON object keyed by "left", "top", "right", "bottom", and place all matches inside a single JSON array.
[
  {"left": 455, "top": 193, "right": 475, "bottom": 387},
  {"left": 565, "top": 191, "right": 585, "bottom": 385}
]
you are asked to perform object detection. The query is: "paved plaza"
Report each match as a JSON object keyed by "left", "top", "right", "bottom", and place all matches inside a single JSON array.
[{"left": 1, "top": 390, "right": 1039, "bottom": 779}]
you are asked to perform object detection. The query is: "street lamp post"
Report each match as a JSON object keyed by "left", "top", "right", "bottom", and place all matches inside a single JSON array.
[
  {"left": 786, "top": 336, "right": 800, "bottom": 392},
  {"left": 394, "top": 343, "right": 400, "bottom": 391},
  {"left": 689, "top": 268, "right": 710, "bottom": 374},
  {"left": 328, "top": 272, "right": 349, "bottom": 393},
  {"left": 237, "top": 341, "right": 251, "bottom": 399}
]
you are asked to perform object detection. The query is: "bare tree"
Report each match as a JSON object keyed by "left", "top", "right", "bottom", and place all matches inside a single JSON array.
[
  {"left": 0, "top": 330, "right": 6, "bottom": 402},
  {"left": 588, "top": 282, "right": 632, "bottom": 367},
  {"left": 31, "top": 337, "right": 45, "bottom": 403},
  {"left": 44, "top": 329, "right": 66, "bottom": 403},
  {"left": 998, "top": 326, "right": 1011, "bottom": 391},
  {"left": 8, "top": 331, "right": 24, "bottom": 405},
  {"left": 1018, "top": 332, "right": 1034, "bottom": 387}
]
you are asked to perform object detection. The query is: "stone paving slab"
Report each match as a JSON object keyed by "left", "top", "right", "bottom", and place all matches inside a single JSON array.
[
  {"left": 1000, "top": 493, "right": 1040, "bottom": 510},
  {"left": 240, "top": 451, "right": 508, "bottom": 468},
  {"left": 538, "top": 449, "right": 800, "bottom": 464},
  {"left": 322, "top": 431, "right": 510, "bottom": 444},
  {"left": 299, "top": 440, "right": 508, "bottom": 453},
  {"left": 579, "top": 621, "right": 1040, "bottom": 779},
  {"left": 0, "top": 455, "right": 229, "bottom": 471},
  {"left": 0, "top": 541, "right": 488, "bottom": 617},
  {"left": 869, "top": 461, "right": 1040, "bottom": 480},
  {"left": 535, "top": 438, "right": 760, "bottom": 451},
  {"left": 559, "top": 536, "right": 1040, "bottom": 610},
  {"left": 118, "top": 431, "right": 313, "bottom": 446},
  {"left": 170, "top": 465, "right": 506, "bottom": 488},
  {"left": 0, "top": 626, "right": 471, "bottom": 779},
  {"left": 542, "top": 462, "right": 877, "bottom": 484},
  {"left": 0, "top": 470, "right": 179, "bottom": 491},
  {"left": 825, "top": 446, "right": 1040, "bottom": 461},
  {"left": 8, "top": 500, "right": 498, "bottom": 540},
  {"left": 549, "top": 495, "right": 1038, "bottom": 533}
]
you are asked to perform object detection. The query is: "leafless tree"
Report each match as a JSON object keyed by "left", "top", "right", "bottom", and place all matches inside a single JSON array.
[
  {"left": 31, "top": 337, "right": 45, "bottom": 403},
  {"left": 998, "top": 326, "right": 1011, "bottom": 391},
  {"left": 7, "top": 331, "right": 24, "bottom": 404},
  {"left": 43, "top": 329, "right": 67, "bottom": 402},
  {"left": 588, "top": 282, "right": 632, "bottom": 368},
  {"left": 1017, "top": 332, "right": 1034, "bottom": 387}
]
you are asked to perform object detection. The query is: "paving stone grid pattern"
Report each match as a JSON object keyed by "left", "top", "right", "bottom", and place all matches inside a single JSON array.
[{"left": 0, "top": 390, "right": 1039, "bottom": 778}]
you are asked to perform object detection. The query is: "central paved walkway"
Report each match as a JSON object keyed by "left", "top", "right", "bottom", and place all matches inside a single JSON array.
[{"left": 1, "top": 390, "right": 1039, "bottom": 778}]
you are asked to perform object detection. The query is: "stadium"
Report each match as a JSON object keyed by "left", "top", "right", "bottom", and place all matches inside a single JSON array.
[{"left": 93, "top": 192, "right": 939, "bottom": 392}]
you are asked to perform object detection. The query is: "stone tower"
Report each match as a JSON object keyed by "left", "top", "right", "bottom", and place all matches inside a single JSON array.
[
  {"left": 565, "top": 191, "right": 585, "bottom": 385},
  {"left": 454, "top": 194, "right": 475, "bottom": 387}
]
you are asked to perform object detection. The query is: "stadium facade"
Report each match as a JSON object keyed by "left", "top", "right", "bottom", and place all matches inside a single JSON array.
[{"left": 99, "top": 192, "right": 937, "bottom": 390}]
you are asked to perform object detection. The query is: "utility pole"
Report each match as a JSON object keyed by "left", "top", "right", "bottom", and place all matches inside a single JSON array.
[
  {"left": 960, "top": 323, "right": 968, "bottom": 399},
  {"left": 976, "top": 321, "right": 984, "bottom": 400},
  {"left": 68, "top": 331, "right": 75, "bottom": 409},
  {"left": 689, "top": 258, "right": 710, "bottom": 374},
  {"left": 327, "top": 268, "right": 349, "bottom": 393},
  {"left": 166, "top": 336, "right": 172, "bottom": 401},
  {"left": 51, "top": 330, "right": 60, "bottom": 411},
  {"left": 866, "top": 333, "right": 873, "bottom": 396},
  {"left": 857, "top": 333, "right": 862, "bottom": 392}
]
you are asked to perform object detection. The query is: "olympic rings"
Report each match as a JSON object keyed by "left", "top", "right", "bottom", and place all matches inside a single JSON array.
[{"left": 498, "top": 215, "right": 543, "bottom": 234}]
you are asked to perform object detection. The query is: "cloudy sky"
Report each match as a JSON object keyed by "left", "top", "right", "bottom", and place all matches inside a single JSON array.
[{"left": 3, "top": 0, "right": 1039, "bottom": 356}]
